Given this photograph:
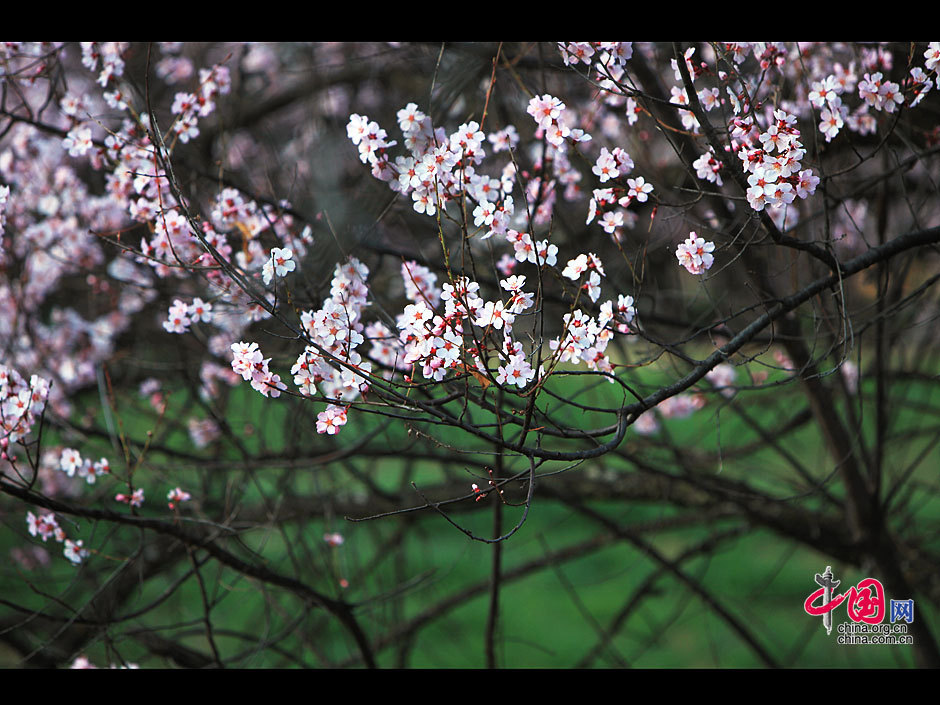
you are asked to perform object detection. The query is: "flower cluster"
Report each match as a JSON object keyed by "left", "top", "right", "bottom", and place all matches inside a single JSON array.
[
  {"left": 657, "top": 393, "right": 706, "bottom": 419},
  {"left": 693, "top": 149, "right": 723, "bottom": 186},
  {"left": 393, "top": 262, "right": 542, "bottom": 390},
  {"left": 546, "top": 279, "right": 635, "bottom": 379},
  {"left": 289, "top": 258, "right": 374, "bottom": 434},
  {"left": 348, "top": 87, "right": 600, "bottom": 247},
  {"left": 549, "top": 307, "right": 617, "bottom": 378},
  {"left": 80, "top": 42, "right": 129, "bottom": 88},
  {"left": 167, "top": 487, "right": 192, "bottom": 510},
  {"left": 316, "top": 405, "right": 348, "bottom": 435},
  {"left": 163, "top": 298, "right": 212, "bottom": 333},
  {"left": 397, "top": 291, "right": 469, "bottom": 384},
  {"left": 188, "top": 417, "right": 220, "bottom": 448},
  {"left": 558, "top": 42, "right": 633, "bottom": 70},
  {"left": 59, "top": 447, "right": 110, "bottom": 485},
  {"left": 496, "top": 337, "right": 537, "bottom": 388},
  {"left": 26, "top": 511, "right": 88, "bottom": 565},
  {"left": 1, "top": 365, "right": 49, "bottom": 446},
  {"left": 528, "top": 94, "right": 592, "bottom": 148},
  {"left": 115, "top": 488, "right": 145, "bottom": 508},
  {"left": 50, "top": 44, "right": 313, "bottom": 393},
  {"left": 348, "top": 105, "right": 522, "bottom": 239},
  {"left": 857, "top": 72, "right": 904, "bottom": 114},
  {"left": 231, "top": 341, "right": 287, "bottom": 399},
  {"left": 26, "top": 511, "right": 65, "bottom": 543},
  {"left": 344, "top": 88, "right": 657, "bottom": 395},
  {"left": 676, "top": 232, "right": 715, "bottom": 275},
  {"left": 736, "top": 110, "right": 819, "bottom": 216},
  {"left": 323, "top": 532, "right": 345, "bottom": 547},
  {"left": 585, "top": 146, "right": 654, "bottom": 239},
  {"left": 505, "top": 229, "right": 558, "bottom": 268},
  {"left": 168, "top": 63, "right": 231, "bottom": 143},
  {"left": 557, "top": 43, "right": 634, "bottom": 100},
  {"left": 705, "top": 363, "right": 737, "bottom": 398},
  {"left": 661, "top": 45, "right": 936, "bottom": 237},
  {"left": 804, "top": 68, "right": 871, "bottom": 143}
]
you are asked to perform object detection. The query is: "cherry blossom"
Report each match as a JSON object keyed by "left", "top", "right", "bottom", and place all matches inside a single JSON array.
[
  {"left": 163, "top": 299, "right": 192, "bottom": 334},
  {"left": 676, "top": 232, "right": 715, "bottom": 275},
  {"left": 188, "top": 298, "right": 213, "bottom": 323},
  {"left": 188, "top": 418, "right": 220, "bottom": 448},
  {"left": 231, "top": 342, "right": 264, "bottom": 380},
  {"left": 626, "top": 176, "right": 653, "bottom": 202},
  {"left": 693, "top": 151, "right": 723, "bottom": 186},
  {"left": 60, "top": 448, "right": 83, "bottom": 477},
  {"left": 497, "top": 350, "right": 537, "bottom": 389},
  {"left": 925, "top": 42, "right": 940, "bottom": 72},
  {"left": 908, "top": 67, "right": 934, "bottom": 107},
  {"left": 2, "top": 43, "right": 938, "bottom": 654},
  {"left": 706, "top": 363, "right": 737, "bottom": 398},
  {"left": 657, "top": 394, "right": 705, "bottom": 420},
  {"left": 527, "top": 94, "right": 565, "bottom": 129},
  {"left": 62, "top": 126, "right": 93, "bottom": 157},
  {"left": 819, "top": 106, "right": 846, "bottom": 142},
  {"left": 262, "top": 247, "right": 296, "bottom": 286},
  {"left": 324, "top": 532, "right": 345, "bottom": 546},
  {"left": 533, "top": 239, "right": 559, "bottom": 267},
  {"left": 316, "top": 405, "right": 348, "bottom": 435},
  {"left": 592, "top": 147, "right": 620, "bottom": 183},
  {"left": 167, "top": 487, "right": 192, "bottom": 509},
  {"left": 63, "top": 539, "right": 89, "bottom": 565},
  {"left": 582, "top": 271, "right": 603, "bottom": 302},
  {"left": 78, "top": 457, "right": 110, "bottom": 485},
  {"left": 115, "top": 488, "right": 145, "bottom": 507},
  {"left": 474, "top": 300, "right": 515, "bottom": 332},
  {"left": 488, "top": 125, "right": 519, "bottom": 153},
  {"left": 27, "top": 511, "right": 61, "bottom": 542},
  {"left": 562, "top": 253, "right": 590, "bottom": 280}
]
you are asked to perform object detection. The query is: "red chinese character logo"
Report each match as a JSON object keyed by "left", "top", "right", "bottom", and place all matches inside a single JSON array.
[
  {"left": 804, "top": 575, "right": 886, "bottom": 626},
  {"left": 845, "top": 578, "right": 885, "bottom": 624},
  {"left": 804, "top": 587, "right": 846, "bottom": 616}
]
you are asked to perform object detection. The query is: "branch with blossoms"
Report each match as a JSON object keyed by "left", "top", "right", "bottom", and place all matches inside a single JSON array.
[{"left": 2, "top": 42, "right": 940, "bottom": 669}]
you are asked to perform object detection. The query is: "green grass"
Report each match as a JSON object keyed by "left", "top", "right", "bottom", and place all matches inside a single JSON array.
[{"left": 2, "top": 353, "right": 936, "bottom": 668}]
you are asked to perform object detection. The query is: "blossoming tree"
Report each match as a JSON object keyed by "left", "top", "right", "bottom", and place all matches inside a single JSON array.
[{"left": 1, "top": 42, "right": 939, "bottom": 668}]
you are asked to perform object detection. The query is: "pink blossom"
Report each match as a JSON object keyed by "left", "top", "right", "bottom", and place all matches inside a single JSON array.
[
  {"left": 324, "top": 532, "right": 345, "bottom": 547},
  {"left": 27, "top": 511, "right": 60, "bottom": 542},
  {"left": 474, "top": 300, "right": 515, "bottom": 331},
  {"left": 676, "top": 233, "right": 715, "bottom": 275},
  {"left": 496, "top": 351, "right": 536, "bottom": 389},
  {"left": 115, "top": 488, "right": 145, "bottom": 508},
  {"left": 262, "top": 247, "right": 296, "bottom": 285},
  {"left": 527, "top": 94, "right": 565, "bottom": 130},
  {"left": 925, "top": 42, "right": 940, "bottom": 72},
  {"left": 60, "top": 448, "right": 83, "bottom": 477},
  {"left": 62, "top": 126, "right": 93, "bottom": 157},
  {"left": 316, "top": 405, "right": 348, "bottom": 435},
  {"left": 63, "top": 539, "right": 88, "bottom": 564},
  {"left": 163, "top": 299, "right": 192, "bottom": 334},
  {"left": 167, "top": 487, "right": 192, "bottom": 509}
]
